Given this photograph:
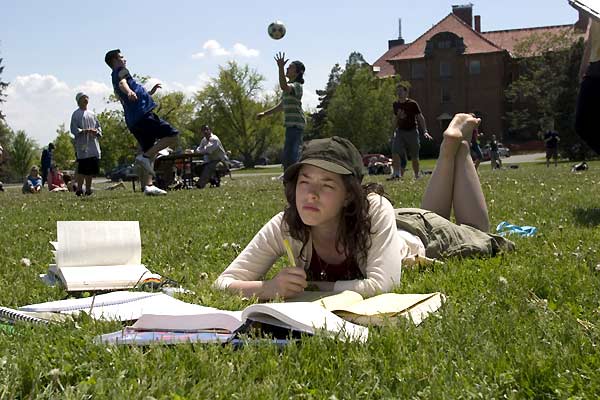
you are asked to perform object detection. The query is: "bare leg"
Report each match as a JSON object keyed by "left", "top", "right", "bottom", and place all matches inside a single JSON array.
[
  {"left": 76, "top": 174, "right": 84, "bottom": 193},
  {"left": 84, "top": 176, "right": 93, "bottom": 193},
  {"left": 451, "top": 141, "right": 490, "bottom": 232},
  {"left": 421, "top": 128, "right": 463, "bottom": 219},
  {"left": 411, "top": 158, "right": 420, "bottom": 179}
]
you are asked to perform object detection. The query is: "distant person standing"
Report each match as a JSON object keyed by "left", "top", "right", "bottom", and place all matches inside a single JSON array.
[
  {"left": 489, "top": 135, "right": 501, "bottom": 170},
  {"left": 257, "top": 52, "right": 306, "bottom": 180},
  {"left": 40, "top": 142, "right": 54, "bottom": 186},
  {"left": 544, "top": 129, "right": 560, "bottom": 167},
  {"left": 388, "top": 83, "right": 432, "bottom": 180},
  {"left": 105, "top": 49, "right": 179, "bottom": 196},
  {"left": 70, "top": 92, "right": 102, "bottom": 196},
  {"left": 470, "top": 126, "right": 484, "bottom": 171},
  {"left": 194, "top": 125, "right": 228, "bottom": 189}
]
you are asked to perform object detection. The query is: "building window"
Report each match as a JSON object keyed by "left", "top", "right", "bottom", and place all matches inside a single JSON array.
[
  {"left": 438, "top": 40, "right": 452, "bottom": 49},
  {"left": 411, "top": 62, "right": 425, "bottom": 79},
  {"left": 469, "top": 60, "right": 481, "bottom": 75},
  {"left": 441, "top": 87, "right": 451, "bottom": 103},
  {"left": 440, "top": 61, "right": 452, "bottom": 78}
]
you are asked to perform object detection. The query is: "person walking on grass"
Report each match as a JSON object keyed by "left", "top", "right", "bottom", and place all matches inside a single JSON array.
[
  {"left": 388, "top": 83, "right": 432, "bottom": 181},
  {"left": 257, "top": 52, "right": 306, "bottom": 181},
  {"left": 544, "top": 128, "right": 560, "bottom": 168},
  {"left": 70, "top": 92, "right": 102, "bottom": 196},
  {"left": 105, "top": 49, "right": 179, "bottom": 196},
  {"left": 489, "top": 134, "right": 501, "bottom": 170},
  {"left": 215, "top": 113, "right": 514, "bottom": 300}
]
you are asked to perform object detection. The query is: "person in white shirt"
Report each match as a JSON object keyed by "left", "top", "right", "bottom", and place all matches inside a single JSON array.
[
  {"left": 70, "top": 92, "right": 102, "bottom": 196},
  {"left": 215, "top": 113, "right": 514, "bottom": 300},
  {"left": 195, "top": 125, "right": 228, "bottom": 188}
]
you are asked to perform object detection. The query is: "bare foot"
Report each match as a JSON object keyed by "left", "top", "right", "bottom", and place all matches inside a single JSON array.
[{"left": 445, "top": 113, "right": 481, "bottom": 142}]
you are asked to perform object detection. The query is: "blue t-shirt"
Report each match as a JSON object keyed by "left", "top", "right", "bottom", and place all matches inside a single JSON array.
[
  {"left": 27, "top": 175, "right": 42, "bottom": 187},
  {"left": 111, "top": 67, "right": 156, "bottom": 128}
]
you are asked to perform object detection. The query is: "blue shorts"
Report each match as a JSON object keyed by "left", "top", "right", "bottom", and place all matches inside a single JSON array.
[{"left": 130, "top": 112, "right": 179, "bottom": 152}]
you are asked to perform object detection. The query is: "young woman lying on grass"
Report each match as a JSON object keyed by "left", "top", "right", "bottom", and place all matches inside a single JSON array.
[{"left": 215, "top": 113, "right": 514, "bottom": 300}]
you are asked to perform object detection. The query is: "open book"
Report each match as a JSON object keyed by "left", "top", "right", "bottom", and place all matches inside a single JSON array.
[
  {"left": 291, "top": 290, "right": 445, "bottom": 326},
  {"left": 48, "top": 221, "right": 158, "bottom": 291},
  {"left": 21, "top": 291, "right": 368, "bottom": 342}
]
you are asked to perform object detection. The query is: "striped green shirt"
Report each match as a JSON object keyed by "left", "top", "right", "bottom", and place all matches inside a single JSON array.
[{"left": 282, "top": 82, "right": 305, "bottom": 129}]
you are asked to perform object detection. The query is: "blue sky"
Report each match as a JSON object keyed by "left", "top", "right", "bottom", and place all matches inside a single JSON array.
[{"left": 1, "top": 0, "right": 580, "bottom": 146}]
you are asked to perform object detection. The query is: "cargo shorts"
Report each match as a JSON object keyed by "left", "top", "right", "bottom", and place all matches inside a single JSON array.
[{"left": 395, "top": 208, "right": 515, "bottom": 259}]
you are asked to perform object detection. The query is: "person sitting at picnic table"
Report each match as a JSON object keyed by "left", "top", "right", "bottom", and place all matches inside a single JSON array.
[
  {"left": 215, "top": 113, "right": 514, "bottom": 300},
  {"left": 194, "top": 125, "right": 228, "bottom": 189}
]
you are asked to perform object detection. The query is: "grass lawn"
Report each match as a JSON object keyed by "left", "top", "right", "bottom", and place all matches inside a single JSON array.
[{"left": 1, "top": 161, "right": 599, "bottom": 398}]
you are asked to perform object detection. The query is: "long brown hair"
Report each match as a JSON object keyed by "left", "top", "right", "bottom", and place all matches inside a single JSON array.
[{"left": 282, "top": 166, "right": 388, "bottom": 266}]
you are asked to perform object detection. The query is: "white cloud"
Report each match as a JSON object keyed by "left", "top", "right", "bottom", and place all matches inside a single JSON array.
[
  {"left": 203, "top": 40, "right": 230, "bottom": 56},
  {"left": 192, "top": 40, "right": 259, "bottom": 59},
  {"left": 232, "top": 43, "right": 259, "bottom": 57}
]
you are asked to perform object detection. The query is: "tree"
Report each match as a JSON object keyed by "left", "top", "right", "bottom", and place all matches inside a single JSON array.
[
  {"left": 0, "top": 119, "right": 14, "bottom": 181},
  {"left": 0, "top": 57, "right": 8, "bottom": 121},
  {"left": 96, "top": 109, "right": 136, "bottom": 172},
  {"left": 325, "top": 60, "right": 397, "bottom": 153},
  {"left": 152, "top": 91, "right": 196, "bottom": 149},
  {"left": 308, "top": 63, "right": 342, "bottom": 140},
  {"left": 194, "top": 61, "right": 283, "bottom": 166},
  {"left": 8, "top": 130, "right": 38, "bottom": 180},
  {"left": 52, "top": 124, "right": 76, "bottom": 170},
  {"left": 505, "top": 29, "right": 584, "bottom": 148}
]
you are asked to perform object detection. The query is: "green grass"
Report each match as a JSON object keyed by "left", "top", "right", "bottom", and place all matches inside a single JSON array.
[{"left": 1, "top": 162, "right": 600, "bottom": 398}]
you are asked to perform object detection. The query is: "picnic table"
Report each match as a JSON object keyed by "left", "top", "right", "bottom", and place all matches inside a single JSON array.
[{"left": 154, "top": 152, "right": 206, "bottom": 188}]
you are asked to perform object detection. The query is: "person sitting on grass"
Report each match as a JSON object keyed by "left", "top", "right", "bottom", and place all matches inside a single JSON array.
[
  {"left": 22, "top": 166, "right": 43, "bottom": 194},
  {"left": 215, "top": 113, "right": 515, "bottom": 300},
  {"left": 47, "top": 164, "right": 68, "bottom": 192}
]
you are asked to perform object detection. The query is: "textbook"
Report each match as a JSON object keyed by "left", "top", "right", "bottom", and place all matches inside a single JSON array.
[
  {"left": 291, "top": 291, "right": 446, "bottom": 326},
  {"left": 21, "top": 291, "right": 368, "bottom": 342},
  {"left": 132, "top": 302, "right": 369, "bottom": 342},
  {"left": 48, "top": 221, "right": 159, "bottom": 291}
]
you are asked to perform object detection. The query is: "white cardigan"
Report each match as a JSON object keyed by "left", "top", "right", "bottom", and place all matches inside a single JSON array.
[{"left": 214, "top": 194, "right": 424, "bottom": 297}]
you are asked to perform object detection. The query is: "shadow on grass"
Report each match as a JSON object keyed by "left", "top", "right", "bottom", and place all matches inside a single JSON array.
[{"left": 572, "top": 207, "right": 600, "bottom": 227}]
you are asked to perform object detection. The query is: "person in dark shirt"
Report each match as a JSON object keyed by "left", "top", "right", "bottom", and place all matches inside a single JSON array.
[
  {"left": 105, "top": 49, "right": 179, "bottom": 196},
  {"left": 544, "top": 130, "right": 560, "bottom": 167},
  {"left": 489, "top": 135, "right": 501, "bottom": 170},
  {"left": 388, "top": 83, "right": 432, "bottom": 180},
  {"left": 40, "top": 142, "right": 54, "bottom": 187}
]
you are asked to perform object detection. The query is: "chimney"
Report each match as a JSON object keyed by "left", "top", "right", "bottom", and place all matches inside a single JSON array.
[
  {"left": 452, "top": 3, "right": 473, "bottom": 28},
  {"left": 474, "top": 15, "right": 481, "bottom": 32},
  {"left": 388, "top": 17, "right": 405, "bottom": 49}
]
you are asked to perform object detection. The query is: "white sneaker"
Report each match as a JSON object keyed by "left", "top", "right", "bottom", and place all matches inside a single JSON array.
[
  {"left": 144, "top": 185, "right": 167, "bottom": 196},
  {"left": 135, "top": 154, "right": 155, "bottom": 176}
]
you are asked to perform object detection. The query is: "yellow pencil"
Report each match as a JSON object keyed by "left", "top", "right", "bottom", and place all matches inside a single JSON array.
[{"left": 283, "top": 239, "right": 296, "bottom": 267}]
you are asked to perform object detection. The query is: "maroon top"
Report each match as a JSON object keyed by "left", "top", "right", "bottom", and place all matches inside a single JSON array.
[
  {"left": 393, "top": 99, "right": 422, "bottom": 130},
  {"left": 307, "top": 247, "right": 364, "bottom": 282}
]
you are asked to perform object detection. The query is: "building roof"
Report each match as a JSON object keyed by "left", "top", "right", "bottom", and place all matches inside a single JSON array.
[
  {"left": 387, "top": 13, "right": 504, "bottom": 62},
  {"left": 373, "top": 43, "right": 409, "bottom": 77},
  {"left": 482, "top": 25, "right": 579, "bottom": 55}
]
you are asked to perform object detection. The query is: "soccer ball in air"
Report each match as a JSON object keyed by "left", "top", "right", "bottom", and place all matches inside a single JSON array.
[{"left": 268, "top": 21, "right": 286, "bottom": 40}]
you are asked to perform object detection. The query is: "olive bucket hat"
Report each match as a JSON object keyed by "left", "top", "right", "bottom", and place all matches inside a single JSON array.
[{"left": 283, "top": 136, "right": 365, "bottom": 183}]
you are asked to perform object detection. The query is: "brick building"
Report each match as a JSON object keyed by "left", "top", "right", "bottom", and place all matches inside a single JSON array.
[{"left": 374, "top": 4, "right": 586, "bottom": 142}]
